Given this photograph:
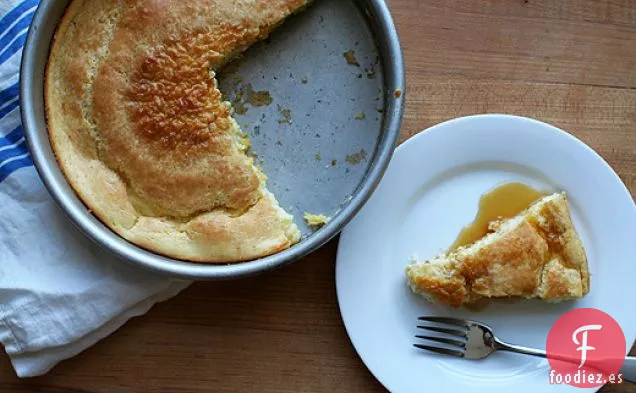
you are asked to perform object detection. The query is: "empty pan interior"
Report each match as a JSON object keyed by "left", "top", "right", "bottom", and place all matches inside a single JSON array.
[{"left": 217, "top": 0, "right": 385, "bottom": 238}]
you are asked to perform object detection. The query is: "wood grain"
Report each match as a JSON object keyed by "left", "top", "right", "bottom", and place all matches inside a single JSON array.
[
  {"left": 2, "top": 0, "right": 635, "bottom": 391},
  {"left": 392, "top": 1, "right": 636, "bottom": 88}
]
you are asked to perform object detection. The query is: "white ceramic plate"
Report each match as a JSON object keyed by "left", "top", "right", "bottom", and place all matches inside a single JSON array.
[{"left": 336, "top": 115, "right": 636, "bottom": 393}]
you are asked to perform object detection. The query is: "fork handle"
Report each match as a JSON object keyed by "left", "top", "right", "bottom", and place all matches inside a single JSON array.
[
  {"left": 493, "top": 338, "right": 546, "bottom": 358},
  {"left": 494, "top": 338, "right": 636, "bottom": 383}
]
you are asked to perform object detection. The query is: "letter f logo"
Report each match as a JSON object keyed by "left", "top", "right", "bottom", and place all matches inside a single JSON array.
[{"left": 572, "top": 324, "right": 602, "bottom": 368}]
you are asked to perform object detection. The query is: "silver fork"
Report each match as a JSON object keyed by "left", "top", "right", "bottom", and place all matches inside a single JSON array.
[{"left": 415, "top": 316, "right": 636, "bottom": 383}]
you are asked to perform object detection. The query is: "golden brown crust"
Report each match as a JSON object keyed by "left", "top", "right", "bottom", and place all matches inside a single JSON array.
[
  {"left": 406, "top": 193, "right": 590, "bottom": 307},
  {"left": 462, "top": 220, "right": 549, "bottom": 298},
  {"left": 45, "top": 0, "right": 310, "bottom": 262}
]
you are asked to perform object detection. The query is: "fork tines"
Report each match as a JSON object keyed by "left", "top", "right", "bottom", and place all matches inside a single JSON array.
[{"left": 414, "top": 316, "right": 469, "bottom": 358}]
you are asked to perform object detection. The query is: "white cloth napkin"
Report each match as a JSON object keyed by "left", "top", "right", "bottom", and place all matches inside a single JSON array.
[{"left": 0, "top": 0, "right": 191, "bottom": 377}]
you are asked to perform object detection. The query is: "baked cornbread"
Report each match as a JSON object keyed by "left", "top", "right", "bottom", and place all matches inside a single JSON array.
[
  {"left": 45, "top": 0, "right": 312, "bottom": 262},
  {"left": 406, "top": 193, "right": 590, "bottom": 307}
]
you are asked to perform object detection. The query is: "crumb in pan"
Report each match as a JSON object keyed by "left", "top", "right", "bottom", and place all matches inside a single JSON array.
[{"left": 304, "top": 212, "right": 331, "bottom": 228}]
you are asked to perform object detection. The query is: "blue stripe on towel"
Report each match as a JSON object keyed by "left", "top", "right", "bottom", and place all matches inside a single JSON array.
[
  {"left": 0, "top": 1, "right": 42, "bottom": 182},
  {"left": 0, "top": 152, "right": 32, "bottom": 182}
]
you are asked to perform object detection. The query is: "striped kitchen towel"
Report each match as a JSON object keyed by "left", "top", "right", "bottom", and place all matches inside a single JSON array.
[{"left": 0, "top": 0, "right": 190, "bottom": 378}]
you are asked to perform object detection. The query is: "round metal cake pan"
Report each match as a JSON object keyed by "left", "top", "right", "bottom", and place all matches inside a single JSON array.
[{"left": 20, "top": 0, "right": 405, "bottom": 280}]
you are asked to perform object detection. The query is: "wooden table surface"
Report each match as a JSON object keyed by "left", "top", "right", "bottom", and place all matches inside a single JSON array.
[{"left": 2, "top": 0, "right": 635, "bottom": 391}]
